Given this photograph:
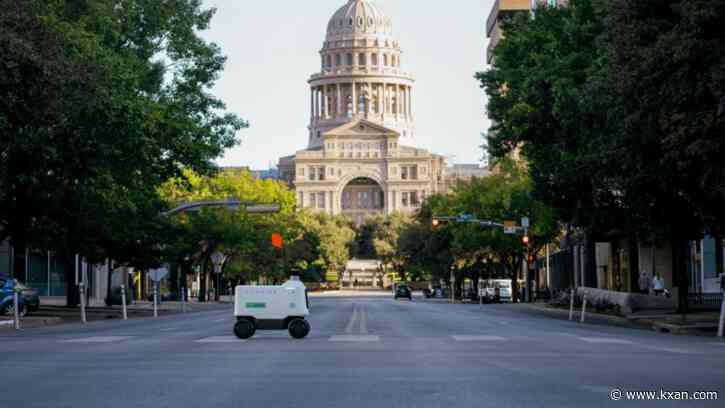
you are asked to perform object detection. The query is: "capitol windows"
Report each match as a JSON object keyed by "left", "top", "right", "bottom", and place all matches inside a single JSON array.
[
  {"left": 346, "top": 53, "right": 353, "bottom": 66},
  {"left": 372, "top": 53, "right": 378, "bottom": 66},
  {"left": 318, "top": 192, "right": 326, "bottom": 209},
  {"left": 335, "top": 54, "right": 341, "bottom": 66},
  {"left": 325, "top": 55, "right": 332, "bottom": 68},
  {"left": 400, "top": 165, "right": 418, "bottom": 180},
  {"left": 358, "top": 53, "right": 366, "bottom": 65},
  {"left": 383, "top": 54, "right": 389, "bottom": 66}
]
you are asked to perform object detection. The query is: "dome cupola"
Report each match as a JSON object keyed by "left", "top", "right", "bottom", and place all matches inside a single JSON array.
[{"left": 326, "top": 0, "right": 394, "bottom": 41}]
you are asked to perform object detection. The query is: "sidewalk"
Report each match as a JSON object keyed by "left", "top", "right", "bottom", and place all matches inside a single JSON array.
[
  {"left": 510, "top": 303, "right": 722, "bottom": 336},
  {"left": 0, "top": 301, "right": 231, "bottom": 330}
]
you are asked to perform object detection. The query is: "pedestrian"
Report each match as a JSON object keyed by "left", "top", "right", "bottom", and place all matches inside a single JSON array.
[{"left": 653, "top": 273, "right": 665, "bottom": 296}]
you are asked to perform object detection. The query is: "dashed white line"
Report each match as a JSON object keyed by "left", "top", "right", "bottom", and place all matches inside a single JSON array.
[
  {"left": 345, "top": 304, "right": 359, "bottom": 334},
  {"left": 329, "top": 335, "right": 380, "bottom": 342},
  {"left": 452, "top": 335, "right": 506, "bottom": 342},
  {"left": 578, "top": 337, "right": 634, "bottom": 345},
  {"left": 195, "top": 336, "right": 244, "bottom": 343},
  {"left": 60, "top": 336, "right": 134, "bottom": 343}
]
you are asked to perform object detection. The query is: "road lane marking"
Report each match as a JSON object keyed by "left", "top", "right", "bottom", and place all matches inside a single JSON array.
[
  {"left": 344, "top": 304, "right": 359, "bottom": 334},
  {"left": 452, "top": 335, "right": 506, "bottom": 342},
  {"left": 638, "top": 345, "right": 692, "bottom": 354},
  {"left": 329, "top": 335, "right": 379, "bottom": 342},
  {"left": 708, "top": 342, "right": 725, "bottom": 347},
  {"left": 360, "top": 306, "right": 368, "bottom": 334},
  {"left": 578, "top": 337, "right": 634, "bottom": 345},
  {"left": 213, "top": 318, "right": 226, "bottom": 323},
  {"left": 195, "top": 336, "right": 244, "bottom": 343},
  {"left": 60, "top": 336, "right": 133, "bottom": 343},
  {"left": 160, "top": 328, "right": 176, "bottom": 332},
  {"left": 580, "top": 385, "right": 613, "bottom": 394}
]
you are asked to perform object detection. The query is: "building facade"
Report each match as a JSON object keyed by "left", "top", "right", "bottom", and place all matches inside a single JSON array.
[{"left": 279, "top": 0, "right": 454, "bottom": 225}]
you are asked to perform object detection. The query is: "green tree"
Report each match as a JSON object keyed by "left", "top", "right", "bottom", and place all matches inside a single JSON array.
[{"left": 0, "top": 0, "right": 246, "bottom": 305}]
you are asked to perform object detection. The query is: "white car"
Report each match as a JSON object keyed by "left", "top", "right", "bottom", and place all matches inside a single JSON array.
[{"left": 233, "top": 277, "right": 310, "bottom": 339}]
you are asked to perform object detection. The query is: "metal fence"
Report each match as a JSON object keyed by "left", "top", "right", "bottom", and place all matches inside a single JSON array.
[{"left": 688, "top": 293, "right": 723, "bottom": 307}]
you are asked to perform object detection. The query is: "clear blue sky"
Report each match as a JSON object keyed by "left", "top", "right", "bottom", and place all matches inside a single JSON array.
[{"left": 202, "top": 0, "right": 494, "bottom": 169}]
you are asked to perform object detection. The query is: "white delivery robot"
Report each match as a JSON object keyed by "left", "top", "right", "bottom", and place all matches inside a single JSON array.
[{"left": 233, "top": 276, "right": 310, "bottom": 339}]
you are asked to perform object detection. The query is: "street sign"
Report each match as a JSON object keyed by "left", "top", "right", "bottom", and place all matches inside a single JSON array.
[
  {"left": 149, "top": 268, "right": 169, "bottom": 282},
  {"left": 503, "top": 220, "right": 517, "bottom": 235},
  {"left": 521, "top": 217, "right": 530, "bottom": 228}
]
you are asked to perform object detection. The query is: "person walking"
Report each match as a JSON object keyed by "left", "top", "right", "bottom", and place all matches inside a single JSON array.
[{"left": 653, "top": 274, "right": 665, "bottom": 296}]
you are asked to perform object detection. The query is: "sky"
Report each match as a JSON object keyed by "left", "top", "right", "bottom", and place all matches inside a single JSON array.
[{"left": 201, "top": 0, "right": 495, "bottom": 169}]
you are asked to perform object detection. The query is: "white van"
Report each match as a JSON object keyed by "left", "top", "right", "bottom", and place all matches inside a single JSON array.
[{"left": 479, "top": 279, "right": 513, "bottom": 303}]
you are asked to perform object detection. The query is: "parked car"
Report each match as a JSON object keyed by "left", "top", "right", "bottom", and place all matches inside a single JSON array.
[
  {"left": 394, "top": 284, "right": 413, "bottom": 301},
  {"left": 0, "top": 275, "right": 26, "bottom": 317}
]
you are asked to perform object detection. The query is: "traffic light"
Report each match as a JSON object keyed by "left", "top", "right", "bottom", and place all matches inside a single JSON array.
[{"left": 432, "top": 218, "right": 450, "bottom": 228}]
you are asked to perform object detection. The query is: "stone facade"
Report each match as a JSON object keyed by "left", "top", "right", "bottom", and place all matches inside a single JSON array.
[{"left": 279, "top": 0, "right": 450, "bottom": 225}]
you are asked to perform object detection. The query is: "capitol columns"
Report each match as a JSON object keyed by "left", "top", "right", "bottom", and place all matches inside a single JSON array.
[
  {"left": 310, "top": 87, "right": 315, "bottom": 120},
  {"left": 352, "top": 80, "right": 357, "bottom": 116},
  {"left": 336, "top": 83, "right": 342, "bottom": 118},
  {"left": 378, "top": 81, "right": 387, "bottom": 120}
]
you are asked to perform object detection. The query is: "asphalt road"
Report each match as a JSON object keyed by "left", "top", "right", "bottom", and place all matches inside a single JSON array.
[{"left": 1, "top": 296, "right": 724, "bottom": 408}]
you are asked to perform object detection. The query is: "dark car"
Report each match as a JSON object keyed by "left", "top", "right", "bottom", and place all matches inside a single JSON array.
[
  {"left": 0, "top": 275, "right": 26, "bottom": 317},
  {"left": 394, "top": 284, "right": 412, "bottom": 301},
  {"left": 15, "top": 282, "right": 40, "bottom": 313}
]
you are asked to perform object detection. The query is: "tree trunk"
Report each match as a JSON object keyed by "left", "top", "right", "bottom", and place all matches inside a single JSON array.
[
  {"left": 63, "top": 255, "right": 80, "bottom": 307},
  {"left": 583, "top": 234, "right": 598, "bottom": 288},
  {"left": 199, "top": 257, "right": 208, "bottom": 302},
  {"left": 10, "top": 237, "right": 26, "bottom": 282},
  {"left": 105, "top": 259, "right": 113, "bottom": 306},
  {"left": 140, "top": 269, "right": 147, "bottom": 301},
  {"left": 672, "top": 239, "right": 690, "bottom": 314}
]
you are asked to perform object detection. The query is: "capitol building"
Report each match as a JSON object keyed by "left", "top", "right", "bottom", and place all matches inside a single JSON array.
[{"left": 279, "top": 0, "right": 486, "bottom": 225}]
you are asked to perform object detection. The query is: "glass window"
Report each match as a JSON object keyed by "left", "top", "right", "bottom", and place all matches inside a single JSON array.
[
  {"left": 318, "top": 192, "right": 326, "bottom": 209},
  {"left": 335, "top": 54, "right": 341, "bottom": 66},
  {"left": 346, "top": 53, "right": 353, "bottom": 66},
  {"left": 358, "top": 53, "right": 366, "bottom": 65},
  {"left": 402, "top": 192, "right": 409, "bottom": 207},
  {"left": 372, "top": 53, "right": 378, "bottom": 66},
  {"left": 401, "top": 166, "right": 408, "bottom": 180},
  {"left": 318, "top": 167, "right": 326, "bottom": 181},
  {"left": 411, "top": 192, "right": 419, "bottom": 207}
]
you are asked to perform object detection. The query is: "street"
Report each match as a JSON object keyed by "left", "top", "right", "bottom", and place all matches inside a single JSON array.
[{"left": 0, "top": 296, "right": 723, "bottom": 408}]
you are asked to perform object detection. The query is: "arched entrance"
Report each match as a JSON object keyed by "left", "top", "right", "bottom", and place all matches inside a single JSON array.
[{"left": 341, "top": 177, "right": 385, "bottom": 225}]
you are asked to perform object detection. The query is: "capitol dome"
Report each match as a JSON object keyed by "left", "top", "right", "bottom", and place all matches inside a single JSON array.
[{"left": 326, "top": 0, "right": 395, "bottom": 41}]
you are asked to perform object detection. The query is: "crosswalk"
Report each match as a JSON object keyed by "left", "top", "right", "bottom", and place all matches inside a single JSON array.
[{"left": 53, "top": 334, "right": 722, "bottom": 352}]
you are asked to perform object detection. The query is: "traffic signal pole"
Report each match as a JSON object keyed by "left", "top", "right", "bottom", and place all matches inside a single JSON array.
[{"left": 432, "top": 214, "right": 534, "bottom": 303}]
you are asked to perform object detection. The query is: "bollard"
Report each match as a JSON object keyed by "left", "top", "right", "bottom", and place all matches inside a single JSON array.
[
  {"left": 120, "top": 285, "right": 128, "bottom": 320},
  {"left": 580, "top": 295, "right": 588, "bottom": 323},
  {"left": 13, "top": 280, "right": 20, "bottom": 330},
  {"left": 153, "top": 282, "right": 158, "bottom": 318},
  {"left": 569, "top": 288, "right": 575, "bottom": 321},
  {"left": 79, "top": 282, "right": 87, "bottom": 324},
  {"left": 718, "top": 296, "right": 724, "bottom": 338}
]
